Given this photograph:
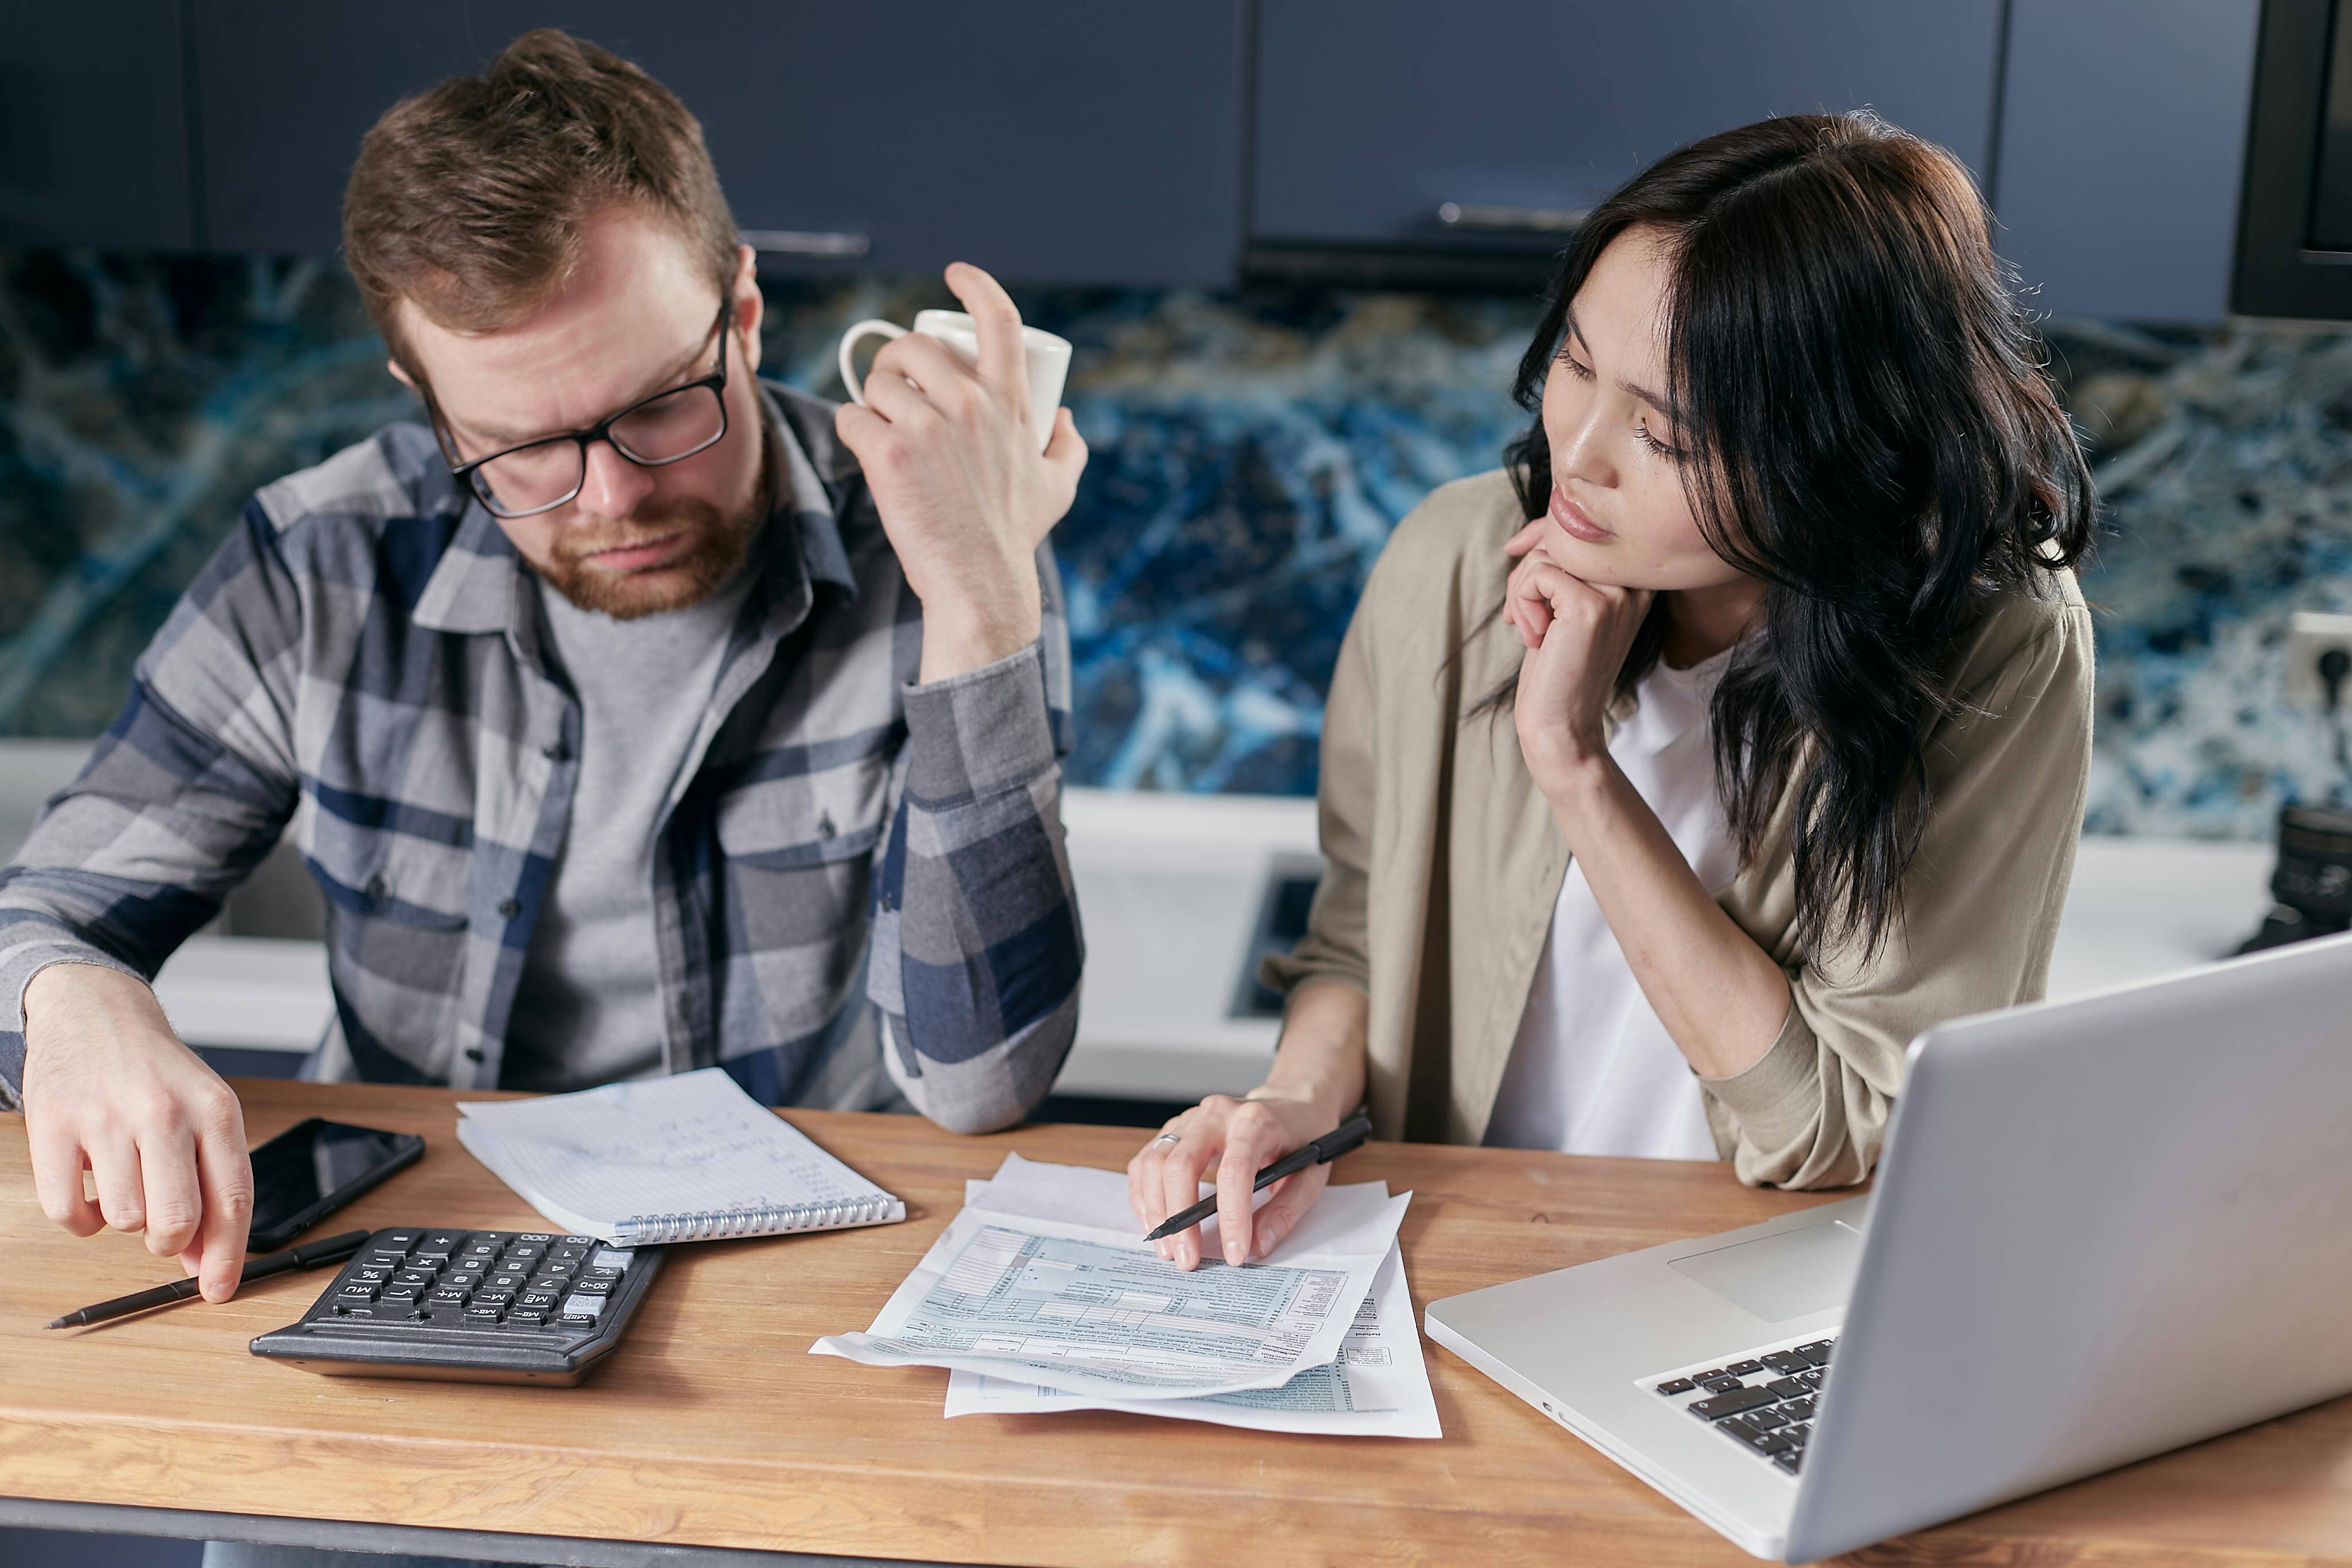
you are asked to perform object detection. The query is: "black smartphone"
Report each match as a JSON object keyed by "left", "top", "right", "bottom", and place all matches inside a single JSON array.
[{"left": 246, "top": 1118, "right": 425, "bottom": 1251}]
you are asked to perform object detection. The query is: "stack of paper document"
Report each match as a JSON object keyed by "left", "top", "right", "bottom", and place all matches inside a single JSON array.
[
  {"left": 456, "top": 1069, "right": 904, "bottom": 1245},
  {"left": 812, "top": 1153, "right": 1439, "bottom": 1437}
]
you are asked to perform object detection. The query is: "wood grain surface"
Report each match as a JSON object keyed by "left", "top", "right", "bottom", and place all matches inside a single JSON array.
[{"left": 2, "top": 1079, "right": 2348, "bottom": 1566}]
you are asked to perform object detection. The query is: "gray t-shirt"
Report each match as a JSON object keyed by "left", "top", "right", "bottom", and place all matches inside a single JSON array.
[{"left": 499, "top": 567, "right": 756, "bottom": 1091}]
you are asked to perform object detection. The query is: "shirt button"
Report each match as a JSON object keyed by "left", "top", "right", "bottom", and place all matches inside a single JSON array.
[
  {"left": 542, "top": 742, "right": 570, "bottom": 762},
  {"left": 497, "top": 898, "right": 520, "bottom": 918},
  {"left": 817, "top": 813, "right": 837, "bottom": 840},
  {"left": 365, "top": 876, "right": 387, "bottom": 903},
  {"left": 464, "top": 1048, "right": 485, "bottom": 1064}
]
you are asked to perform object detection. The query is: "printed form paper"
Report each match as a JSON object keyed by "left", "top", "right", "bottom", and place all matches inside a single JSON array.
[
  {"left": 810, "top": 1154, "right": 1409, "bottom": 1401},
  {"left": 942, "top": 1164, "right": 1440, "bottom": 1436}
]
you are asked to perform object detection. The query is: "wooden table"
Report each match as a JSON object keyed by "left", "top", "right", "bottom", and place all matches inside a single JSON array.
[{"left": 4, "top": 1081, "right": 2350, "bottom": 1567}]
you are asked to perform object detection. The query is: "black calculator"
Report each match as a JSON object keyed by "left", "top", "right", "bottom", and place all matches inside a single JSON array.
[{"left": 249, "top": 1226, "right": 665, "bottom": 1385}]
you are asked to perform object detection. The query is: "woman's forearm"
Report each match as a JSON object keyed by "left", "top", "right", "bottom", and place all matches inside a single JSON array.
[
  {"left": 1546, "top": 757, "right": 1792, "bottom": 1079},
  {"left": 1259, "top": 979, "right": 1370, "bottom": 1120}
]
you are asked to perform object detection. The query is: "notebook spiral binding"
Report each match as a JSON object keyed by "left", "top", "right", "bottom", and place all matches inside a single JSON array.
[{"left": 616, "top": 1194, "right": 902, "bottom": 1246}]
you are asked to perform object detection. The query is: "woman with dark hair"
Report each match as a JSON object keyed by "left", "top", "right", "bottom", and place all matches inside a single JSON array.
[{"left": 1130, "top": 112, "right": 2097, "bottom": 1268}]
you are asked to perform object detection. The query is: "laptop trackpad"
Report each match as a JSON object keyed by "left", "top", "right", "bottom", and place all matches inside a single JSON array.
[{"left": 1668, "top": 1220, "right": 1864, "bottom": 1323}]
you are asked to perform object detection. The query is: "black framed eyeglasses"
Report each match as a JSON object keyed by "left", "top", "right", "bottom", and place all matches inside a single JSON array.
[{"left": 436, "top": 299, "right": 734, "bottom": 519}]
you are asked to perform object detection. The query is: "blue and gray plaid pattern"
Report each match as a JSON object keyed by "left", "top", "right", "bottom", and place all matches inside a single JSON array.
[{"left": 0, "top": 384, "right": 1082, "bottom": 1132}]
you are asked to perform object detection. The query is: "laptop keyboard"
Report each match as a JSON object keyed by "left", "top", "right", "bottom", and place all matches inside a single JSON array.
[{"left": 1646, "top": 1334, "right": 1836, "bottom": 1476}]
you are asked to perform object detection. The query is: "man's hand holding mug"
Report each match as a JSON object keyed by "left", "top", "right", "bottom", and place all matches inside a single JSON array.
[{"left": 833, "top": 262, "right": 1085, "bottom": 684}]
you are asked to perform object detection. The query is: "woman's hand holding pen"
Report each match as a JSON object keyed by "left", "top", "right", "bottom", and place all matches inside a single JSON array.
[{"left": 1128, "top": 1087, "right": 1334, "bottom": 1271}]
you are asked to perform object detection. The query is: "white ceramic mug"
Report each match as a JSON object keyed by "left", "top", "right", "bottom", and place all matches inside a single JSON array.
[{"left": 837, "top": 309, "right": 1072, "bottom": 454}]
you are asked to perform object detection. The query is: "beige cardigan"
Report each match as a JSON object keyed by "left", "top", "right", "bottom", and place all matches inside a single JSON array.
[{"left": 1264, "top": 470, "right": 2095, "bottom": 1189}]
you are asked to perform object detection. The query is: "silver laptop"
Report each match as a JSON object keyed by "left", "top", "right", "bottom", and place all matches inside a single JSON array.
[{"left": 1424, "top": 929, "right": 2352, "bottom": 1562}]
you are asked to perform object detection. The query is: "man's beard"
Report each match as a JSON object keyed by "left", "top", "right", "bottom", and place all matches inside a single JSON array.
[{"left": 535, "top": 497, "right": 761, "bottom": 620}]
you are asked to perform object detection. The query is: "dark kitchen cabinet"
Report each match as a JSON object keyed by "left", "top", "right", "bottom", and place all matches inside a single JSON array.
[
  {"left": 1990, "top": 0, "right": 2260, "bottom": 324},
  {"left": 1251, "top": 1, "right": 2006, "bottom": 256},
  {"left": 0, "top": 7, "right": 197, "bottom": 249},
  {"left": 189, "top": 3, "right": 1244, "bottom": 285}
]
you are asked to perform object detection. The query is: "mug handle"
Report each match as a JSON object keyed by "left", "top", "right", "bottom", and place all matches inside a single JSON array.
[{"left": 837, "top": 319, "right": 908, "bottom": 407}]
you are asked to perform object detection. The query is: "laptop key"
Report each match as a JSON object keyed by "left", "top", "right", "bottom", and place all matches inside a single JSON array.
[
  {"left": 1698, "top": 1375, "right": 1744, "bottom": 1394},
  {"left": 1783, "top": 1396, "right": 1816, "bottom": 1421},
  {"left": 1746, "top": 1407, "right": 1790, "bottom": 1430},
  {"left": 1773, "top": 1450, "right": 1803, "bottom": 1475},
  {"left": 1655, "top": 1378, "right": 1695, "bottom": 1396},
  {"left": 1766, "top": 1377, "right": 1810, "bottom": 1401},
  {"left": 1745, "top": 1430, "right": 1793, "bottom": 1456},
  {"left": 1761, "top": 1350, "right": 1811, "bottom": 1376},
  {"left": 1785, "top": 1421, "right": 1812, "bottom": 1446},
  {"left": 1796, "top": 1340, "right": 1834, "bottom": 1366},
  {"left": 1723, "top": 1359, "right": 1763, "bottom": 1377},
  {"left": 1689, "top": 1387, "right": 1777, "bottom": 1421}
]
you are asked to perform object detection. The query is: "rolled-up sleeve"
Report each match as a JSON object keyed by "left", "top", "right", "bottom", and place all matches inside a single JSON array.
[
  {"left": 867, "top": 552, "right": 1083, "bottom": 1134},
  {"left": 1701, "top": 594, "right": 2096, "bottom": 1188},
  {"left": 1260, "top": 572, "right": 1376, "bottom": 1002}
]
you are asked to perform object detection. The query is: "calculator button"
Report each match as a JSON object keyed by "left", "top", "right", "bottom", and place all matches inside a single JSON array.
[
  {"left": 505, "top": 1244, "right": 545, "bottom": 1261},
  {"left": 351, "top": 1266, "right": 390, "bottom": 1284},
  {"left": 422, "top": 1230, "right": 466, "bottom": 1252},
  {"left": 444, "top": 1271, "right": 483, "bottom": 1290},
  {"left": 379, "top": 1230, "right": 423, "bottom": 1249},
  {"left": 570, "top": 1280, "right": 614, "bottom": 1298},
  {"left": 562, "top": 1236, "right": 595, "bottom": 1246},
  {"left": 392, "top": 1270, "right": 436, "bottom": 1289},
  {"left": 516, "top": 1233, "right": 553, "bottom": 1242},
  {"left": 590, "top": 1249, "right": 635, "bottom": 1272},
  {"left": 380, "top": 1285, "right": 421, "bottom": 1304},
  {"left": 428, "top": 1287, "right": 470, "bottom": 1306},
  {"left": 504, "top": 1310, "right": 549, "bottom": 1327},
  {"left": 363, "top": 1251, "right": 408, "bottom": 1269},
  {"left": 464, "top": 1305, "right": 503, "bottom": 1322},
  {"left": 518, "top": 1291, "right": 560, "bottom": 1310},
  {"left": 560, "top": 1295, "right": 607, "bottom": 1319},
  {"left": 337, "top": 1283, "right": 379, "bottom": 1300},
  {"left": 462, "top": 1243, "right": 500, "bottom": 1261}
]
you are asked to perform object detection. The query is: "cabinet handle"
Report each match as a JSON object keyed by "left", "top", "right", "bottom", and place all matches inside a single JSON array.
[
  {"left": 1436, "top": 202, "right": 1587, "bottom": 233},
  {"left": 740, "top": 229, "right": 871, "bottom": 257}
]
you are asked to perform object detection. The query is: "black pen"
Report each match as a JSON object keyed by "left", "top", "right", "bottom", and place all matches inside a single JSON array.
[
  {"left": 1142, "top": 1112, "right": 1375, "bottom": 1244},
  {"left": 44, "top": 1229, "right": 373, "bottom": 1330}
]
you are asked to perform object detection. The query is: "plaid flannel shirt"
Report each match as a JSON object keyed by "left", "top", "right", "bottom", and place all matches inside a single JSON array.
[{"left": 0, "top": 384, "right": 1083, "bottom": 1132}]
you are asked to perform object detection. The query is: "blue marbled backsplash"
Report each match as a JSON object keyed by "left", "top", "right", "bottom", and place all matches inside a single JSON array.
[{"left": 3, "top": 251, "right": 2350, "bottom": 836}]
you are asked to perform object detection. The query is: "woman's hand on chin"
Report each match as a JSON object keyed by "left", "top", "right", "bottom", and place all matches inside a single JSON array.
[{"left": 1504, "top": 531, "right": 1652, "bottom": 799}]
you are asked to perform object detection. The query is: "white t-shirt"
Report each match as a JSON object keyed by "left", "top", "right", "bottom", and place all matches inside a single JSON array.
[{"left": 1484, "top": 648, "right": 1738, "bottom": 1160}]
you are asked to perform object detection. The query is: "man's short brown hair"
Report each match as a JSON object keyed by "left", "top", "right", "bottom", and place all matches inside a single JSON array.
[{"left": 342, "top": 28, "right": 739, "bottom": 377}]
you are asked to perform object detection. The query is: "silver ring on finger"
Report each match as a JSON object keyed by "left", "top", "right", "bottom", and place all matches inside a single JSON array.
[{"left": 1151, "top": 1132, "right": 1181, "bottom": 1148}]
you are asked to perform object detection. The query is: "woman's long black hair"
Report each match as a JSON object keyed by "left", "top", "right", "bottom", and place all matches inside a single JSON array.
[{"left": 1496, "top": 112, "right": 2094, "bottom": 961}]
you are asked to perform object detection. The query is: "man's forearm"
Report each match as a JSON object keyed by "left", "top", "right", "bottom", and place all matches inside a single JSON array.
[
  {"left": 0, "top": 905, "right": 152, "bottom": 1106},
  {"left": 876, "top": 636, "right": 1081, "bottom": 1132}
]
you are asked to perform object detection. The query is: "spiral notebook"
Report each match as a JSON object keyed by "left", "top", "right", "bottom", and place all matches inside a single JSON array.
[{"left": 454, "top": 1068, "right": 904, "bottom": 1245}]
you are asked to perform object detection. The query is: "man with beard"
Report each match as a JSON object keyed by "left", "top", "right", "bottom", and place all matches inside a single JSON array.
[{"left": 0, "top": 29, "right": 1088, "bottom": 1309}]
